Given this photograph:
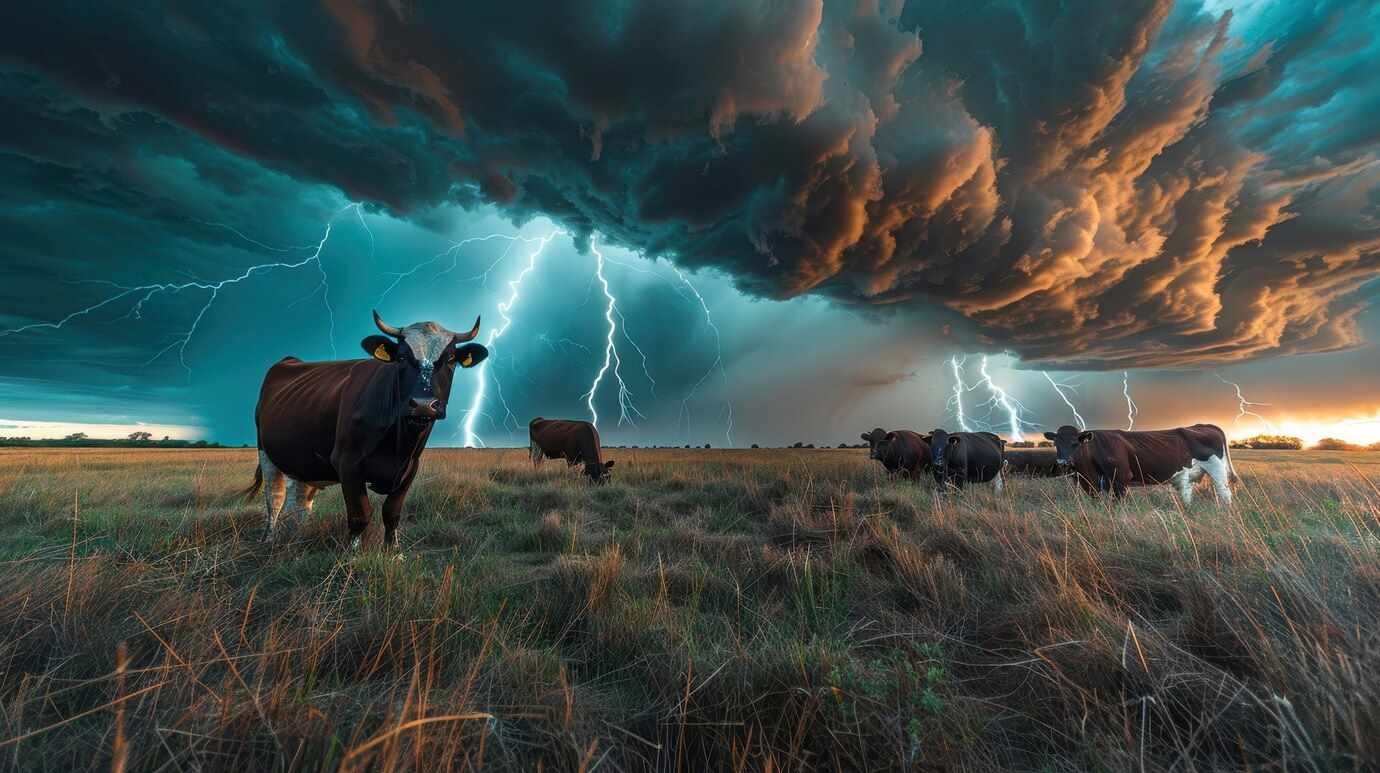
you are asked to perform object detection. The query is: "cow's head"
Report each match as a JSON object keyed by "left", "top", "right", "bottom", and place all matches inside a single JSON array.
[
  {"left": 861, "top": 428, "right": 891, "bottom": 460},
  {"left": 1043, "top": 425, "right": 1092, "bottom": 467},
  {"left": 928, "top": 429, "right": 954, "bottom": 480},
  {"left": 361, "top": 310, "right": 489, "bottom": 422},
  {"left": 585, "top": 459, "right": 615, "bottom": 484}
]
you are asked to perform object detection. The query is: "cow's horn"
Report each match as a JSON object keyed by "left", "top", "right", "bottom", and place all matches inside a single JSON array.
[
  {"left": 451, "top": 316, "right": 481, "bottom": 343},
  {"left": 373, "top": 309, "right": 403, "bottom": 338}
]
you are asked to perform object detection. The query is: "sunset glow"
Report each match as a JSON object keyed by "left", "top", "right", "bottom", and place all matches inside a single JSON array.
[{"left": 1259, "top": 415, "right": 1380, "bottom": 447}]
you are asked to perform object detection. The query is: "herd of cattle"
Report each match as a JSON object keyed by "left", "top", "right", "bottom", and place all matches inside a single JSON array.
[
  {"left": 246, "top": 312, "right": 1239, "bottom": 549},
  {"left": 859, "top": 424, "right": 1237, "bottom": 505}
]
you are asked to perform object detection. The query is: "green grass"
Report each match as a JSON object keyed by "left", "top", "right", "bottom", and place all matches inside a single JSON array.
[{"left": 0, "top": 447, "right": 1376, "bottom": 770}]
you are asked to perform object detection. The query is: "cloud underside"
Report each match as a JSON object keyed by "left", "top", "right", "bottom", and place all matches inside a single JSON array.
[{"left": 3, "top": 0, "right": 1378, "bottom": 368}]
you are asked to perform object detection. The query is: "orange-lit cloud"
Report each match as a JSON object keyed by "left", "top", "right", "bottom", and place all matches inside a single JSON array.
[{"left": 2, "top": 0, "right": 1378, "bottom": 373}]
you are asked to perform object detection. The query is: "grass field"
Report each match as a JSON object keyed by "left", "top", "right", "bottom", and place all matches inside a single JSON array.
[{"left": 0, "top": 447, "right": 1376, "bottom": 771}]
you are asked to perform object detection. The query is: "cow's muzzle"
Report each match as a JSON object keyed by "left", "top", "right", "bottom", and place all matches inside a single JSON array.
[{"left": 408, "top": 398, "right": 445, "bottom": 421}]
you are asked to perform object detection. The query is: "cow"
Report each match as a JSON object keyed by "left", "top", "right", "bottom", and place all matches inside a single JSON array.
[
  {"left": 928, "top": 430, "right": 1006, "bottom": 491},
  {"left": 860, "top": 428, "right": 931, "bottom": 479},
  {"left": 529, "top": 418, "right": 615, "bottom": 483},
  {"left": 1043, "top": 424, "right": 1236, "bottom": 505},
  {"left": 244, "top": 309, "right": 489, "bottom": 549},
  {"left": 1003, "top": 447, "right": 1062, "bottom": 477}
]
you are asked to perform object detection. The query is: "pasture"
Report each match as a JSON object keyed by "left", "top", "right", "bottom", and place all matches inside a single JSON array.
[{"left": 0, "top": 447, "right": 1376, "bottom": 770}]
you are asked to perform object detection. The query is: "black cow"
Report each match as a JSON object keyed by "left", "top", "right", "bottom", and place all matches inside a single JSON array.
[
  {"left": 245, "top": 310, "right": 488, "bottom": 549},
  {"left": 529, "top": 418, "right": 615, "bottom": 483},
  {"left": 1003, "top": 448, "right": 1061, "bottom": 477},
  {"left": 860, "top": 428, "right": 931, "bottom": 479},
  {"left": 928, "top": 430, "right": 1006, "bottom": 491},
  {"left": 1043, "top": 424, "right": 1236, "bottom": 504}
]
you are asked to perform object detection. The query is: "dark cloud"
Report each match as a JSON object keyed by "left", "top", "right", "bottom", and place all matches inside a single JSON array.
[{"left": 2, "top": 0, "right": 1379, "bottom": 373}]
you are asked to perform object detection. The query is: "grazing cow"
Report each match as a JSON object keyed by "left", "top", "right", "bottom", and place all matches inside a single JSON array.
[
  {"left": 529, "top": 418, "right": 615, "bottom": 483},
  {"left": 928, "top": 430, "right": 1006, "bottom": 491},
  {"left": 1043, "top": 424, "right": 1236, "bottom": 504},
  {"left": 245, "top": 310, "right": 489, "bottom": 549},
  {"left": 1003, "top": 448, "right": 1062, "bottom": 477},
  {"left": 860, "top": 428, "right": 931, "bottom": 478}
]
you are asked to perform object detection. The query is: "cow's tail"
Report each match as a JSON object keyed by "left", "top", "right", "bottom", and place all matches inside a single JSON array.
[
  {"left": 241, "top": 460, "right": 264, "bottom": 502},
  {"left": 1215, "top": 425, "right": 1242, "bottom": 486},
  {"left": 529, "top": 438, "right": 543, "bottom": 467}
]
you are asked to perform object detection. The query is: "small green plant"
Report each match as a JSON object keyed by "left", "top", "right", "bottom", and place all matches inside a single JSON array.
[{"left": 825, "top": 647, "right": 947, "bottom": 765}]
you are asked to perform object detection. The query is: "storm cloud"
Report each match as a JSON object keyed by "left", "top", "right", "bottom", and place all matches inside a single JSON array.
[{"left": 2, "top": 0, "right": 1379, "bottom": 370}]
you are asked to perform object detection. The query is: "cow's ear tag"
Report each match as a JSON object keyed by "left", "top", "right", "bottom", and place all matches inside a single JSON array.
[
  {"left": 373, "top": 344, "right": 392, "bottom": 362},
  {"left": 461, "top": 352, "right": 474, "bottom": 367}
]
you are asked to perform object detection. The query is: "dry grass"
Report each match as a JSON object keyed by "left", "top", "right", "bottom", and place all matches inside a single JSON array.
[{"left": 0, "top": 447, "right": 1376, "bottom": 770}]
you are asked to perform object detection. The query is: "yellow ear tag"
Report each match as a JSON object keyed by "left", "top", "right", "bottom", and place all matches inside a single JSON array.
[
  {"left": 461, "top": 352, "right": 474, "bottom": 367},
  {"left": 373, "top": 344, "right": 392, "bottom": 361}
]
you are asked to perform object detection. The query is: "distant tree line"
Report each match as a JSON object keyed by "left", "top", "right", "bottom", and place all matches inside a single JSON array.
[
  {"left": 0, "top": 433, "right": 224, "bottom": 449},
  {"left": 1312, "top": 438, "right": 1380, "bottom": 452},
  {"left": 1226, "top": 435, "right": 1380, "bottom": 452},
  {"left": 1230, "top": 435, "right": 1304, "bottom": 450}
]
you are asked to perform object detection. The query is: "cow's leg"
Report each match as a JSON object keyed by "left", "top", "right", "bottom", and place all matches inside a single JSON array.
[
  {"left": 302, "top": 484, "right": 318, "bottom": 516},
  {"left": 1172, "top": 468, "right": 1195, "bottom": 507},
  {"left": 340, "top": 472, "right": 373, "bottom": 551},
  {"left": 380, "top": 469, "right": 419, "bottom": 555},
  {"left": 1077, "top": 473, "right": 1098, "bottom": 498},
  {"left": 1199, "top": 455, "right": 1232, "bottom": 505},
  {"left": 260, "top": 450, "right": 287, "bottom": 542},
  {"left": 1110, "top": 466, "right": 1131, "bottom": 500},
  {"left": 280, "top": 480, "right": 318, "bottom": 539},
  {"left": 1174, "top": 460, "right": 1208, "bottom": 507},
  {"left": 380, "top": 492, "right": 408, "bottom": 554},
  {"left": 530, "top": 442, "right": 543, "bottom": 467}
]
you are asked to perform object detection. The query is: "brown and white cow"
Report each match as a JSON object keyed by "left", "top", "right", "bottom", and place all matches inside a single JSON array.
[
  {"left": 860, "top": 428, "right": 931, "bottom": 479},
  {"left": 529, "top": 418, "right": 615, "bottom": 483},
  {"left": 1043, "top": 423, "right": 1236, "bottom": 505},
  {"left": 244, "top": 310, "right": 488, "bottom": 549}
]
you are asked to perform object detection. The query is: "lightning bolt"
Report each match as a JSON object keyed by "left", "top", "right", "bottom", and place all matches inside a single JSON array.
[
  {"left": 1215, "top": 373, "right": 1278, "bottom": 433},
  {"left": 1042, "top": 371, "right": 1087, "bottom": 428},
  {"left": 947, "top": 356, "right": 974, "bottom": 432},
  {"left": 977, "top": 355, "right": 1030, "bottom": 442},
  {"left": 375, "top": 232, "right": 542, "bottom": 306},
  {"left": 590, "top": 251, "right": 731, "bottom": 444},
  {"left": 1122, "top": 372, "right": 1139, "bottom": 430},
  {"left": 582, "top": 237, "right": 646, "bottom": 428},
  {"left": 613, "top": 305, "right": 657, "bottom": 398},
  {"left": 671, "top": 265, "right": 734, "bottom": 447},
  {"left": 1, "top": 203, "right": 363, "bottom": 377},
  {"left": 461, "top": 230, "right": 564, "bottom": 448},
  {"left": 537, "top": 333, "right": 592, "bottom": 355}
]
